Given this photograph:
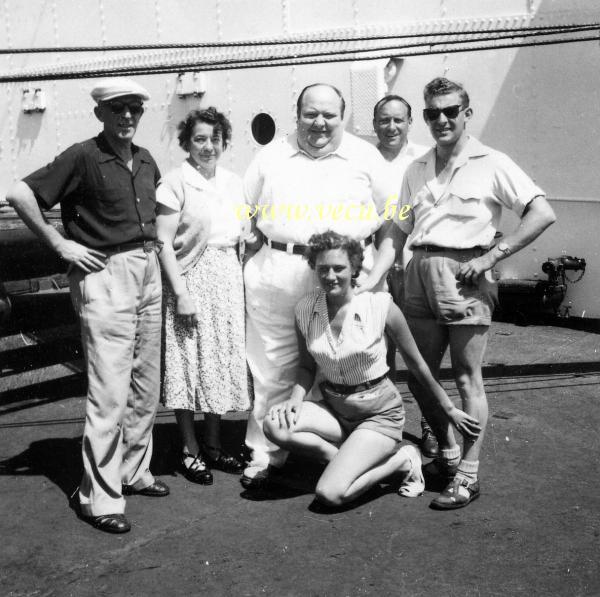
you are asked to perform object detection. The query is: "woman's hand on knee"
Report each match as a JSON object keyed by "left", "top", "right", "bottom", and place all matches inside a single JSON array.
[{"left": 268, "top": 396, "right": 303, "bottom": 430}]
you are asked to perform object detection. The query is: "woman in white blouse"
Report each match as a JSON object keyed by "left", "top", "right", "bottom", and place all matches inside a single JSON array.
[
  {"left": 264, "top": 231, "right": 480, "bottom": 507},
  {"left": 157, "top": 108, "right": 250, "bottom": 484}
]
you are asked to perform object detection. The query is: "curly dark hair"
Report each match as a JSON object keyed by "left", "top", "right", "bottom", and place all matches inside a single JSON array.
[
  {"left": 177, "top": 107, "right": 232, "bottom": 151},
  {"left": 423, "top": 77, "right": 470, "bottom": 108},
  {"left": 305, "top": 231, "right": 364, "bottom": 283}
]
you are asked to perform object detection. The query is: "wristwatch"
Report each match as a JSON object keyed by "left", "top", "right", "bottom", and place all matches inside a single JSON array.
[{"left": 496, "top": 241, "right": 512, "bottom": 257}]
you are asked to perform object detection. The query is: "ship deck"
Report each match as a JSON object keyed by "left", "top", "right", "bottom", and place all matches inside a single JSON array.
[{"left": 0, "top": 310, "right": 599, "bottom": 597}]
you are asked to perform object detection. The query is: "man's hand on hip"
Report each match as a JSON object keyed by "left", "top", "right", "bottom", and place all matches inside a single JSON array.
[
  {"left": 58, "top": 239, "right": 107, "bottom": 273},
  {"left": 455, "top": 252, "right": 497, "bottom": 286}
]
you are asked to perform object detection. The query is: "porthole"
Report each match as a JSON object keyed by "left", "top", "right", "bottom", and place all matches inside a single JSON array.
[{"left": 251, "top": 112, "right": 276, "bottom": 145}]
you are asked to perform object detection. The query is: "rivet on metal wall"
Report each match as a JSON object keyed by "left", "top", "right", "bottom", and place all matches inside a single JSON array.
[
  {"left": 281, "top": 0, "right": 290, "bottom": 35},
  {"left": 2, "top": 0, "right": 14, "bottom": 74},
  {"left": 99, "top": 0, "right": 107, "bottom": 46},
  {"left": 52, "top": 79, "right": 61, "bottom": 153},
  {"left": 216, "top": 0, "right": 223, "bottom": 40},
  {"left": 154, "top": 0, "right": 162, "bottom": 42},
  {"left": 51, "top": 0, "right": 59, "bottom": 45}
]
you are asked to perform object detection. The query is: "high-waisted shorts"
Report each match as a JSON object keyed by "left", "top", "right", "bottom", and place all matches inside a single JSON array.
[
  {"left": 404, "top": 247, "right": 498, "bottom": 326},
  {"left": 319, "top": 377, "right": 405, "bottom": 443}
]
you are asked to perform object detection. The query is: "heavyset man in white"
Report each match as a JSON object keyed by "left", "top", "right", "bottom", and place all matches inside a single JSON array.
[
  {"left": 242, "top": 83, "right": 396, "bottom": 487},
  {"left": 395, "top": 77, "right": 556, "bottom": 509}
]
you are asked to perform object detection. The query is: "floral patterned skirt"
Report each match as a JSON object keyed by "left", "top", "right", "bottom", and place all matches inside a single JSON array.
[{"left": 162, "top": 246, "right": 250, "bottom": 414}]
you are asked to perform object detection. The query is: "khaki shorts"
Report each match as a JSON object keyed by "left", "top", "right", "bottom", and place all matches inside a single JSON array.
[
  {"left": 403, "top": 248, "right": 498, "bottom": 326},
  {"left": 320, "top": 377, "right": 405, "bottom": 443}
]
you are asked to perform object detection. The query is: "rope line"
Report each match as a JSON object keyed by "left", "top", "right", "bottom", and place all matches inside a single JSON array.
[
  {"left": 0, "top": 30, "right": 597, "bottom": 83},
  {"left": 0, "top": 21, "right": 596, "bottom": 54}
]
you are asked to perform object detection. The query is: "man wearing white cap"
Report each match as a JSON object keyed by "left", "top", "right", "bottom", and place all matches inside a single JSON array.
[{"left": 7, "top": 77, "right": 169, "bottom": 533}]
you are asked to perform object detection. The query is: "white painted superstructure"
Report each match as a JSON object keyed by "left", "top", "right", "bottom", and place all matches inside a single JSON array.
[{"left": 0, "top": 0, "right": 598, "bottom": 316}]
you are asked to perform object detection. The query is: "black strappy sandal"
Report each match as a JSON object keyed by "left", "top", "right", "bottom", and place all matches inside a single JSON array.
[
  {"left": 200, "top": 443, "right": 244, "bottom": 474},
  {"left": 181, "top": 452, "right": 213, "bottom": 485}
]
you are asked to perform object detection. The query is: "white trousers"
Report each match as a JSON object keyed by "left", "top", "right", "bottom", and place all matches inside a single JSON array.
[{"left": 244, "top": 243, "right": 378, "bottom": 468}]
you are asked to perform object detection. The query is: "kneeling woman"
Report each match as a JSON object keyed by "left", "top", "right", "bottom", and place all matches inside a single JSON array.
[{"left": 264, "top": 231, "right": 480, "bottom": 507}]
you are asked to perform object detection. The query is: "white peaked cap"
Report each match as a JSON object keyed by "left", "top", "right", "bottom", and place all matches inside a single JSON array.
[{"left": 90, "top": 77, "right": 150, "bottom": 103}]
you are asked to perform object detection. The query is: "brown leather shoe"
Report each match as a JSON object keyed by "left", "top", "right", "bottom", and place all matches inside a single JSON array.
[
  {"left": 420, "top": 420, "right": 439, "bottom": 458},
  {"left": 122, "top": 479, "right": 170, "bottom": 497},
  {"left": 86, "top": 513, "right": 131, "bottom": 534}
]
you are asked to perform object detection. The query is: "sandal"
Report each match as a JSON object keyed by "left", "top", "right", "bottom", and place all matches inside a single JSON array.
[
  {"left": 430, "top": 477, "right": 480, "bottom": 510},
  {"left": 201, "top": 443, "right": 244, "bottom": 474},
  {"left": 181, "top": 452, "right": 213, "bottom": 485}
]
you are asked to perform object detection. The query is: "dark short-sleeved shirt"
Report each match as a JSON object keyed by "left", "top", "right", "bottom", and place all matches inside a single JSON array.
[{"left": 23, "top": 133, "right": 160, "bottom": 248}]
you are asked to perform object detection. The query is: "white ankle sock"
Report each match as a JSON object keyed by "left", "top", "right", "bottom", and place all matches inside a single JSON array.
[
  {"left": 455, "top": 459, "right": 479, "bottom": 484},
  {"left": 440, "top": 445, "right": 461, "bottom": 466}
]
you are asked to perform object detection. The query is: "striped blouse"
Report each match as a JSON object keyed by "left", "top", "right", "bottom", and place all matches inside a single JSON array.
[{"left": 295, "top": 290, "right": 391, "bottom": 385}]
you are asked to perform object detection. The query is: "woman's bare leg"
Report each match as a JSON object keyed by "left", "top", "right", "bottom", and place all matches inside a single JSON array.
[
  {"left": 264, "top": 401, "right": 345, "bottom": 463},
  {"left": 316, "top": 429, "right": 414, "bottom": 506}
]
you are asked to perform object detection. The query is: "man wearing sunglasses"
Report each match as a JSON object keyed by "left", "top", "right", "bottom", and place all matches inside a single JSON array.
[
  {"left": 394, "top": 77, "right": 556, "bottom": 509},
  {"left": 372, "top": 95, "right": 436, "bottom": 455},
  {"left": 7, "top": 77, "right": 169, "bottom": 533}
]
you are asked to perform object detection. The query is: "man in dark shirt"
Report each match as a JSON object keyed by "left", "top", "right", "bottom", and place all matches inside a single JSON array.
[{"left": 7, "top": 77, "right": 169, "bottom": 534}]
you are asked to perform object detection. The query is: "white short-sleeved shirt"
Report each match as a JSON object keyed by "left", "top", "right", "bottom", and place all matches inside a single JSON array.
[
  {"left": 396, "top": 136, "right": 545, "bottom": 251},
  {"left": 157, "top": 161, "right": 244, "bottom": 272},
  {"left": 382, "top": 140, "right": 429, "bottom": 205},
  {"left": 243, "top": 132, "right": 394, "bottom": 244},
  {"left": 295, "top": 290, "right": 391, "bottom": 386}
]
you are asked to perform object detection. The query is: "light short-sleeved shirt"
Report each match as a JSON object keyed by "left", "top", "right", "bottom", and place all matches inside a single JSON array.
[
  {"left": 243, "top": 132, "right": 393, "bottom": 244},
  {"left": 157, "top": 161, "right": 244, "bottom": 273},
  {"left": 381, "top": 140, "right": 429, "bottom": 205},
  {"left": 295, "top": 290, "right": 391, "bottom": 386},
  {"left": 396, "top": 136, "right": 545, "bottom": 250}
]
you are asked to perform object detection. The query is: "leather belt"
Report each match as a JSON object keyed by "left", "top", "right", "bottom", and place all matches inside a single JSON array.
[
  {"left": 264, "top": 235, "right": 373, "bottom": 255},
  {"left": 322, "top": 373, "right": 388, "bottom": 395},
  {"left": 263, "top": 237, "right": 306, "bottom": 255},
  {"left": 414, "top": 244, "right": 486, "bottom": 253},
  {"left": 103, "top": 239, "right": 163, "bottom": 255}
]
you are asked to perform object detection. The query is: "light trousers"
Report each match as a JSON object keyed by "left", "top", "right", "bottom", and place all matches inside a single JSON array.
[
  {"left": 244, "top": 243, "right": 378, "bottom": 468},
  {"left": 69, "top": 248, "right": 162, "bottom": 516}
]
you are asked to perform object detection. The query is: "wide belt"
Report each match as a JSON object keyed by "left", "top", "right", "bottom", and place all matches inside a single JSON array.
[
  {"left": 103, "top": 239, "right": 163, "bottom": 255},
  {"left": 413, "top": 244, "right": 487, "bottom": 253},
  {"left": 264, "top": 234, "right": 373, "bottom": 255},
  {"left": 322, "top": 373, "right": 388, "bottom": 395}
]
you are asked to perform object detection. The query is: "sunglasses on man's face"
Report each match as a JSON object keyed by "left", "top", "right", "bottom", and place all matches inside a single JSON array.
[
  {"left": 423, "top": 105, "right": 466, "bottom": 121},
  {"left": 103, "top": 100, "right": 144, "bottom": 116}
]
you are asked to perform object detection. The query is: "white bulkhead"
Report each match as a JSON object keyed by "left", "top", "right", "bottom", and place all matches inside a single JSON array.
[{"left": 0, "top": 0, "right": 598, "bottom": 316}]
